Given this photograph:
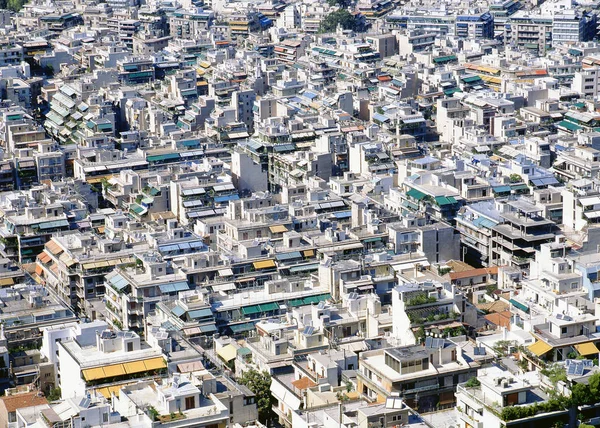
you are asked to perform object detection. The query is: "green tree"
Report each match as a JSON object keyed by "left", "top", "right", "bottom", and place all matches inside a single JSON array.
[
  {"left": 327, "top": 0, "right": 352, "bottom": 7},
  {"left": 509, "top": 173, "right": 522, "bottom": 183},
  {"left": 571, "top": 383, "right": 592, "bottom": 406},
  {"left": 238, "top": 369, "right": 273, "bottom": 424},
  {"left": 589, "top": 371, "right": 600, "bottom": 397},
  {"left": 46, "top": 387, "right": 61, "bottom": 402},
  {"left": 6, "top": 0, "right": 24, "bottom": 11},
  {"left": 465, "top": 377, "right": 480, "bottom": 387},
  {"left": 319, "top": 9, "right": 362, "bottom": 33}
]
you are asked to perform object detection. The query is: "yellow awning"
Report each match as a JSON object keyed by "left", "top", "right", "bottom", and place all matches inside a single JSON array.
[
  {"left": 143, "top": 357, "right": 167, "bottom": 371},
  {"left": 575, "top": 342, "right": 599, "bottom": 356},
  {"left": 59, "top": 253, "right": 76, "bottom": 267},
  {"left": 303, "top": 249, "right": 315, "bottom": 257},
  {"left": 253, "top": 260, "right": 276, "bottom": 270},
  {"left": 103, "top": 364, "right": 126, "bottom": 377},
  {"left": 123, "top": 360, "right": 147, "bottom": 374},
  {"left": 528, "top": 340, "right": 553, "bottom": 356},
  {"left": 0, "top": 278, "right": 14, "bottom": 287},
  {"left": 97, "top": 384, "right": 130, "bottom": 398},
  {"left": 86, "top": 174, "right": 114, "bottom": 184},
  {"left": 82, "top": 367, "right": 106, "bottom": 381},
  {"left": 217, "top": 344, "right": 237, "bottom": 362},
  {"left": 269, "top": 225, "right": 288, "bottom": 233},
  {"left": 96, "top": 387, "right": 110, "bottom": 398}
]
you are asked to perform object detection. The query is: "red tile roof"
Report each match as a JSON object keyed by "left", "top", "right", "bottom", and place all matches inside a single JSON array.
[
  {"left": 0, "top": 392, "right": 48, "bottom": 413},
  {"left": 449, "top": 267, "right": 498, "bottom": 281}
]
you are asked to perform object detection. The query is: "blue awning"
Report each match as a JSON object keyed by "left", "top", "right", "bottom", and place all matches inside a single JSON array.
[
  {"left": 531, "top": 177, "right": 559, "bottom": 187},
  {"left": 472, "top": 217, "right": 498, "bottom": 229},
  {"left": 373, "top": 113, "right": 390, "bottom": 123},
  {"left": 289, "top": 263, "right": 319, "bottom": 273},
  {"left": 188, "top": 308, "right": 213, "bottom": 319},
  {"left": 171, "top": 305, "right": 186, "bottom": 317},
  {"left": 275, "top": 251, "right": 302, "bottom": 261},
  {"left": 214, "top": 194, "right": 240, "bottom": 203},
  {"left": 159, "top": 281, "right": 190, "bottom": 293},
  {"left": 109, "top": 274, "right": 129, "bottom": 291},
  {"left": 38, "top": 219, "right": 69, "bottom": 230},
  {"left": 333, "top": 211, "right": 352, "bottom": 219}
]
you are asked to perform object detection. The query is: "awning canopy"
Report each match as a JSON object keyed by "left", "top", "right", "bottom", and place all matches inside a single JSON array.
[
  {"left": 217, "top": 344, "right": 238, "bottom": 362},
  {"left": 406, "top": 188, "right": 426, "bottom": 201},
  {"left": 159, "top": 281, "right": 190, "bottom": 294},
  {"left": 575, "top": 342, "right": 599, "bottom": 356},
  {"left": 230, "top": 322, "right": 256, "bottom": 333},
  {"left": 218, "top": 268, "right": 234, "bottom": 277},
  {"left": 269, "top": 225, "right": 288, "bottom": 234},
  {"left": 0, "top": 278, "right": 14, "bottom": 287},
  {"left": 82, "top": 357, "right": 166, "bottom": 382},
  {"left": 528, "top": 340, "right": 552, "bottom": 357},
  {"left": 253, "top": 260, "right": 276, "bottom": 270},
  {"left": 509, "top": 298, "right": 529, "bottom": 313}
]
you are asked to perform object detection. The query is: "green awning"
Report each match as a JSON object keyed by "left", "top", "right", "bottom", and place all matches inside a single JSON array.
[
  {"left": 433, "top": 55, "right": 458, "bottom": 64},
  {"left": 444, "top": 87, "right": 462, "bottom": 96},
  {"left": 303, "top": 296, "right": 320, "bottom": 305},
  {"left": 259, "top": 302, "right": 279, "bottom": 312},
  {"left": 188, "top": 308, "right": 213, "bottom": 319},
  {"left": 363, "top": 237, "right": 382, "bottom": 243},
  {"left": 492, "top": 186, "right": 511, "bottom": 193},
  {"left": 406, "top": 188, "right": 426, "bottom": 201},
  {"left": 230, "top": 322, "right": 256, "bottom": 333},
  {"left": 241, "top": 305, "right": 261, "bottom": 315},
  {"left": 511, "top": 184, "right": 529, "bottom": 191},
  {"left": 303, "top": 293, "right": 331, "bottom": 305},
  {"left": 462, "top": 76, "right": 481, "bottom": 83},
  {"left": 238, "top": 347, "right": 252, "bottom": 356},
  {"left": 288, "top": 299, "right": 305, "bottom": 307},
  {"left": 557, "top": 120, "right": 583, "bottom": 132},
  {"left": 435, "top": 196, "right": 457, "bottom": 206},
  {"left": 147, "top": 153, "right": 180, "bottom": 162},
  {"left": 509, "top": 298, "right": 529, "bottom": 313},
  {"left": 130, "top": 204, "right": 145, "bottom": 215}
]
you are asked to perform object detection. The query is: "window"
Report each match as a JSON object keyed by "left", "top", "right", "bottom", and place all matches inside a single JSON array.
[{"left": 562, "top": 327, "right": 568, "bottom": 334}]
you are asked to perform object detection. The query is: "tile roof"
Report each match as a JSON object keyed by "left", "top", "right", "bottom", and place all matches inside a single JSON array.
[
  {"left": 449, "top": 266, "right": 498, "bottom": 281},
  {"left": 0, "top": 392, "right": 48, "bottom": 413}
]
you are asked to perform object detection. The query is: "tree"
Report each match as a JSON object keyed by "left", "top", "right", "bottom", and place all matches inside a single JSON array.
[
  {"left": 509, "top": 173, "right": 522, "bottom": 183},
  {"left": 5, "top": 0, "right": 24, "bottom": 11},
  {"left": 327, "top": 0, "right": 352, "bottom": 7},
  {"left": 319, "top": 9, "right": 363, "bottom": 33},
  {"left": 239, "top": 369, "right": 273, "bottom": 424},
  {"left": 465, "top": 377, "right": 480, "bottom": 387},
  {"left": 47, "top": 387, "right": 61, "bottom": 402},
  {"left": 571, "top": 383, "right": 592, "bottom": 407},
  {"left": 589, "top": 371, "right": 600, "bottom": 397}
]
